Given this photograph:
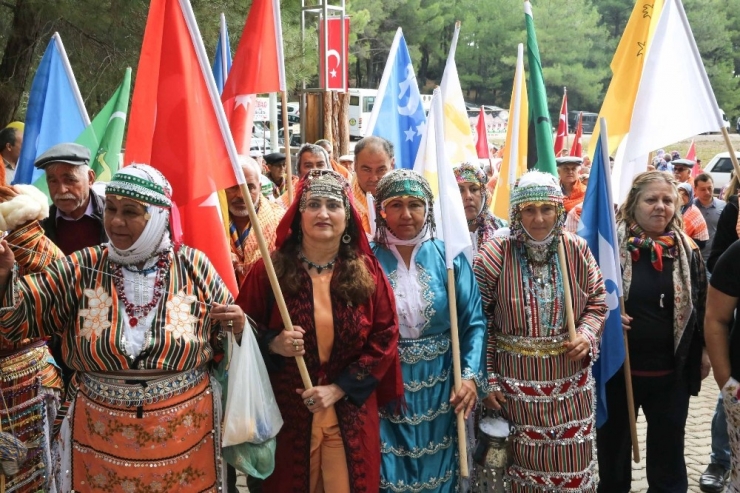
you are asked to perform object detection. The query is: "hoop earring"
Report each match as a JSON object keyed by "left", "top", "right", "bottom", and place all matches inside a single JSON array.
[{"left": 342, "top": 233, "right": 351, "bottom": 244}]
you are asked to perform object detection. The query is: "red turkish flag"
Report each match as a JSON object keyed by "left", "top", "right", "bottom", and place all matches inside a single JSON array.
[
  {"left": 221, "top": 0, "right": 286, "bottom": 154},
  {"left": 570, "top": 112, "right": 583, "bottom": 158},
  {"left": 124, "top": 0, "right": 240, "bottom": 295},
  {"left": 319, "top": 18, "right": 350, "bottom": 91},
  {"left": 475, "top": 107, "right": 490, "bottom": 159},
  {"left": 686, "top": 140, "right": 702, "bottom": 179},
  {"left": 554, "top": 90, "right": 568, "bottom": 155}
]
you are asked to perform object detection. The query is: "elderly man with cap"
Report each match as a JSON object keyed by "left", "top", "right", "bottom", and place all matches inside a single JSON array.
[
  {"left": 225, "top": 156, "right": 285, "bottom": 285},
  {"left": 35, "top": 143, "right": 107, "bottom": 255},
  {"left": 673, "top": 158, "right": 695, "bottom": 184},
  {"left": 352, "top": 136, "right": 395, "bottom": 233},
  {"left": 557, "top": 156, "right": 586, "bottom": 213},
  {"left": 264, "top": 151, "right": 294, "bottom": 200}
]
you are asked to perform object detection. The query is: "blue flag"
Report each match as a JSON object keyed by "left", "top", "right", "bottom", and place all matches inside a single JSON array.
[
  {"left": 364, "top": 28, "right": 426, "bottom": 169},
  {"left": 212, "top": 14, "right": 232, "bottom": 95},
  {"left": 14, "top": 34, "right": 89, "bottom": 185},
  {"left": 577, "top": 135, "right": 625, "bottom": 428}
]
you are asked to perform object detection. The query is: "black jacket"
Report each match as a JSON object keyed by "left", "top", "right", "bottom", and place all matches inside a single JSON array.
[{"left": 40, "top": 190, "right": 108, "bottom": 247}]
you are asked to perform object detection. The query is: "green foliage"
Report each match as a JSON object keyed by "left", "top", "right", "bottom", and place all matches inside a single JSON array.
[{"left": 2, "top": 0, "right": 739, "bottom": 129}]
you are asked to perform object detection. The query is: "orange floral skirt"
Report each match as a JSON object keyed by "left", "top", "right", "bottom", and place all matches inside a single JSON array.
[{"left": 67, "top": 368, "right": 223, "bottom": 492}]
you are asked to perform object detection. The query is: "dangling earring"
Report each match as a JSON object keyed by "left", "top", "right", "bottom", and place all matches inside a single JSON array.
[{"left": 342, "top": 232, "right": 351, "bottom": 244}]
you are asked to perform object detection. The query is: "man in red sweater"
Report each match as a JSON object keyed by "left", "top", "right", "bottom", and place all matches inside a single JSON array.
[{"left": 35, "top": 143, "right": 107, "bottom": 255}]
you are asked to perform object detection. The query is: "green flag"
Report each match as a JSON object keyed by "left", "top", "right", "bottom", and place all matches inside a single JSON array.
[
  {"left": 524, "top": 1, "right": 557, "bottom": 176},
  {"left": 77, "top": 67, "right": 132, "bottom": 182},
  {"left": 32, "top": 68, "right": 132, "bottom": 198}
]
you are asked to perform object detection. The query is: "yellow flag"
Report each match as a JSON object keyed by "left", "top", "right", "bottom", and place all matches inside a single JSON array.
[
  {"left": 493, "top": 44, "right": 528, "bottom": 219},
  {"left": 590, "top": 0, "right": 664, "bottom": 155}
]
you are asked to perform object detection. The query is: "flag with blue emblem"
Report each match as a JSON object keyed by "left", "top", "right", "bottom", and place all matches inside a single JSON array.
[
  {"left": 212, "top": 13, "right": 232, "bottom": 94},
  {"left": 577, "top": 120, "right": 625, "bottom": 428},
  {"left": 14, "top": 33, "right": 90, "bottom": 185},
  {"left": 364, "top": 28, "right": 426, "bottom": 169}
]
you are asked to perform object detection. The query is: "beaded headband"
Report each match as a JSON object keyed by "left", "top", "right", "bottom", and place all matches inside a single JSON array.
[
  {"left": 299, "top": 169, "right": 350, "bottom": 218},
  {"left": 106, "top": 172, "right": 172, "bottom": 208},
  {"left": 509, "top": 173, "right": 563, "bottom": 209},
  {"left": 374, "top": 169, "right": 434, "bottom": 208},
  {"left": 453, "top": 162, "right": 487, "bottom": 187}
]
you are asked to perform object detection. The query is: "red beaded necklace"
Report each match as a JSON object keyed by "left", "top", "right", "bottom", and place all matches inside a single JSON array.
[{"left": 111, "top": 251, "right": 171, "bottom": 328}]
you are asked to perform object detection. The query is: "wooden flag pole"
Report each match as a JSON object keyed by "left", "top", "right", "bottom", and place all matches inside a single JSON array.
[
  {"left": 238, "top": 181, "right": 312, "bottom": 389},
  {"left": 619, "top": 298, "right": 640, "bottom": 462},
  {"left": 282, "top": 91, "right": 295, "bottom": 204},
  {"left": 721, "top": 127, "right": 740, "bottom": 177},
  {"left": 446, "top": 268, "right": 469, "bottom": 478},
  {"left": 557, "top": 239, "right": 577, "bottom": 342}
]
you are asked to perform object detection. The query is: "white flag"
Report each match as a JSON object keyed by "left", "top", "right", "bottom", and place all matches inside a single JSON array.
[{"left": 414, "top": 89, "right": 472, "bottom": 267}]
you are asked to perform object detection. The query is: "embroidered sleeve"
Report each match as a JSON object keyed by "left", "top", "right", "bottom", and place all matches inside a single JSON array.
[
  {"left": 454, "top": 251, "right": 488, "bottom": 396},
  {"left": 7, "top": 221, "right": 64, "bottom": 273},
  {"left": 0, "top": 248, "right": 92, "bottom": 342},
  {"left": 574, "top": 238, "right": 607, "bottom": 361},
  {"left": 184, "top": 247, "right": 234, "bottom": 353},
  {"left": 473, "top": 239, "right": 505, "bottom": 394},
  {"left": 334, "top": 258, "right": 400, "bottom": 407}
]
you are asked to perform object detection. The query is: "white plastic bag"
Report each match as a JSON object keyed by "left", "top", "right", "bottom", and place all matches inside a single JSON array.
[{"left": 222, "top": 327, "right": 283, "bottom": 447}]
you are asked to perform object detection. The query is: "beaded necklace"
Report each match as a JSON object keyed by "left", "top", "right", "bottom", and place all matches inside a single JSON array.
[
  {"left": 516, "top": 241, "right": 564, "bottom": 337},
  {"left": 111, "top": 251, "right": 171, "bottom": 328},
  {"left": 298, "top": 251, "right": 337, "bottom": 274}
]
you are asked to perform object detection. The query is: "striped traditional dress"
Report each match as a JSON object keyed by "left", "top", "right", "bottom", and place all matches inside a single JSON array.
[
  {"left": 0, "top": 245, "right": 232, "bottom": 492},
  {"left": 0, "top": 221, "right": 64, "bottom": 493},
  {"left": 473, "top": 232, "right": 606, "bottom": 492}
]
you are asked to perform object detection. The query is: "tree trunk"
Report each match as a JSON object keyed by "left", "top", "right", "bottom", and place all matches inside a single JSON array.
[
  {"left": 0, "top": 0, "right": 46, "bottom": 124},
  {"left": 418, "top": 46, "right": 429, "bottom": 87},
  {"left": 355, "top": 56, "right": 362, "bottom": 88}
]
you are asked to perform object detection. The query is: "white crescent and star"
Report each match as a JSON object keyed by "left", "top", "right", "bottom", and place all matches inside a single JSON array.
[{"left": 327, "top": 49, "right": 341, "bottom": 78}]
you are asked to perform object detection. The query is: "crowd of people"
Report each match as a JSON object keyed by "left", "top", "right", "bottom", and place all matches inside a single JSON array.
[{"left": 0, "top": 117, "right": 738, "bottom": 493}]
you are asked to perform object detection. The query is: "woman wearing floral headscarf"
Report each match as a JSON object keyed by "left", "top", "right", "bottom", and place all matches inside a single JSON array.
[
  {"left": 0, "top": 164, "right": 245, "bottom": 492},
  {"left": 473, "top": 171, "right": 606, "bottom": 492},
  {"left": 372, "top": 169, "right": 487, "bottom": 492},
  {"left": 454, "top": 162, "right": 506, "bottom": 252}
]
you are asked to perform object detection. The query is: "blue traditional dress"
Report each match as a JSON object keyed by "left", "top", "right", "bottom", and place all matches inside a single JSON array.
[{"left": 374, "top": 238, "right": 487, "bottom": 492}]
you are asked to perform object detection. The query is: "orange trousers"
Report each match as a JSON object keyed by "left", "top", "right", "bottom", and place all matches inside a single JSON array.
[{"left": 309, "top": 423, "right": 350, "bottom": 493}]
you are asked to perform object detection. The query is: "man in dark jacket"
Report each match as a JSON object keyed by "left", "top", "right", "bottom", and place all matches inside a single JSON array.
[{"left": 35, "top": 143, "right": 108, "bottom": 254}]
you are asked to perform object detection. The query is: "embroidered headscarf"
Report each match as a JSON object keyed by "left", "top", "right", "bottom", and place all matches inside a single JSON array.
[
  {"left": 372, "top": 169, "right": 435, "bottom": 247},
  {"left": 275, "top": 169, "right": 371, "bottom": 257},
  {"left": 454, "top": 162, "right": 505, "bottom": 249},
  {"left": 508, "top": 171, "right": 565, "bottom": 252},
  {"left": 105, "top": 164, "right": 173, "bottom": 265}
]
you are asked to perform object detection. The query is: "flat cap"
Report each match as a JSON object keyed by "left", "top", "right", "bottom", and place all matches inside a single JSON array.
[
  {"left": 264, "top": 152, "right": 286, "bottom": 165},
  {"left": 556, "top": 156, "right": 583, "bottom": 167},
  {"left": 338, "top": 154, "right": 354, "bottom": 162},
  {"left": 671, "top": 158, "right": 695, "bottom": 168},
  {"left": 34, "top": 143, "right": 90, "bottom": 169}
]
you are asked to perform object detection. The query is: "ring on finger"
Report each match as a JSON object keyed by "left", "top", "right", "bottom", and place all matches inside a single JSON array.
[
  {"left": 305, "top": 398, "right": 315, "bottom": 407},
  {"left": 227, "top": 320, "right": 233, "bottom": 328},
  {"left": 292, "top": 340, "right": 300, "bottom": 347}
]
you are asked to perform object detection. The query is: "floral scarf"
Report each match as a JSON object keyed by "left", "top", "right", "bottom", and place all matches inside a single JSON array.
[
  {"left": 618, "top": 222, "right": 693, "bottom": 352},
  {"left": 625, "top": 223, "right": 677, "bottom": 271}
]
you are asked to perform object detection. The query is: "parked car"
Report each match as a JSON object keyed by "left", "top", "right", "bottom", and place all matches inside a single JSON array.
[{"left": 704, "top": 151, "right": 740, "bottom": 194}]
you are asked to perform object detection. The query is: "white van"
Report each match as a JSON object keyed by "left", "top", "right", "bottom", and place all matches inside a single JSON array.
[{"left": 349, "top": 89, "right": 378, "bottom": 139}]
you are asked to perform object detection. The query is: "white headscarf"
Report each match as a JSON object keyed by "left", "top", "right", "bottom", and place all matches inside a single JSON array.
[{"left": 105, "top": 164, "right": 173, "bottom": 265}]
